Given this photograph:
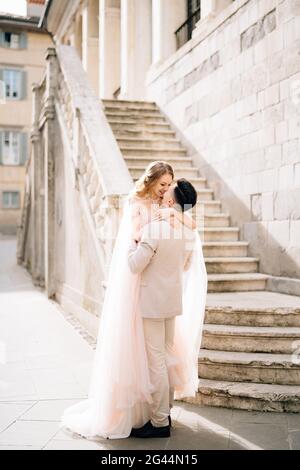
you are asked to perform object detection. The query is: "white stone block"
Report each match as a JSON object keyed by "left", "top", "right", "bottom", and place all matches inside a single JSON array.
[
  {"left": 257, "top": 90, "right": 265, "bottom": 109},
  {"left": 295, "top": 163, "right": 300, "bottom": 188},
  {"left": 290, "top": 220, "right": 300, "bottom": 247},
  {"left": 262, "top": 191, "right": 274, "bottom": 220},
  {"left": 261, "top": 168, "right": 279, "bottom": 192},
  {"left": 289, "top": 118, "right": 300, "bottom": 140},
  {"left": 279, "top": 165, "right": 294, "bottom": 190},
  {"left": 244, "top": 149, "right": 265, "bottom": 173},
  {"left": 280, "top": 78, "right": 291, "bottom": 101},
  {"left": 265, "top": 144, "right": 282, "bottom": 169},
  {"left": 259, "top": 125, "right": 275, "bottom": 147},
  {"left": 258, "top": 0, "right": 278, "bottom": 19},
  {"left": 278, "top": 0, "right": 300, "bottom": 25},
  {"left": 244, "top": 172, "right": 261, "bottom": 194},
  {"left": 263, "top": 103, "right": 284, "bottom": 126},
  {"left": 276, "top": 121, "right": 289, "bottom": 144},
  {"left": 267, "top": 29, "right": 284, "bottom": 56},
  {"left": 265, "top": 84, "right": 280, "bottom": 107},
  {"left": 268, "top": 220, "right": 290, "bottom": 247},
  {"left": 254, "top": 41, "right": 268, "bottom": 64},
  {"left": 237, "top": 94, "right": 258, "bottom": 118},
  {"left": 282, "top": 140, "right": 300, "bottom": 165},
  {"left": 283, "top": 17, "right": 298, "bottom": 48}
]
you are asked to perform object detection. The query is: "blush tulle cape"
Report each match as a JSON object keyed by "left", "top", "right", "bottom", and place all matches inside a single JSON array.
[{"left": 60, "top": 197, "right": 207, "bottom": 439}]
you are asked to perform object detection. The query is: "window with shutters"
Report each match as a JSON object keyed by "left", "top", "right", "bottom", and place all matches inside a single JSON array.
[
  {"left": 2, "top": 131, "right": 21, "bottom": 165},
  {"left": 2, "top": 191, "right": 20, "bottom": 209},
  {"left": 3, "top": 69, "right": 22, "bottom": 99},
  {"left": 4, "top": 32, "right": 20, "bottom": 49},
  {"left": 0, "top": 31, "right": 27, "bottom": 49},
  {"left": 0, "top": 131, "right": 27, "bottom": 166}
]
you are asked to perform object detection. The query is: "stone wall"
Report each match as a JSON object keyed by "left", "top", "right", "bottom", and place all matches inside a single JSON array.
[
  {"left": 53, "top": 118, "right": 104, "bottom": 336},
  {"left": 146, "top": 0, "right": 300, "bottom": 280}
]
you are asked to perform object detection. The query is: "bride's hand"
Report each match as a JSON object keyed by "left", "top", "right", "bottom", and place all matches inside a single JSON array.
[{"left": 153, "top": 208, "right": 175, "bottom": 221}]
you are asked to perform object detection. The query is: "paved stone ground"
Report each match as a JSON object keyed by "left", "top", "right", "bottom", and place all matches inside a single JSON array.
[{"left": 1, "top": 237, "right": 300, "bottom": 450}]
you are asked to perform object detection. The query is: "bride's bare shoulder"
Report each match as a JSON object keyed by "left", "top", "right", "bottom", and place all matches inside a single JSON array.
[{"left": 128, "top": 194, "right": 147, "bottom": 208}]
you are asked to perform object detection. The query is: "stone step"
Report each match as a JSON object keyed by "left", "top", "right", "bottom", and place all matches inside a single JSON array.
[
  {"left": 129, "top": 166, "right": 199, "bottom": 180},
  {"left": 116, "top": 137, "right": 183, "bottom": 150},
  {"left": 196, "top": 213, "right": 230, "bottom": 227},
  {"left": 203, "top": 241, "right": 249, "bottom": 257},
  {"left": 104, "top": 107, "right": 161, "bottom": 116},
  {"left": 193, "top": 189, "right": 215, "bottom": 201},
  {"left": 202, "top": 324, "right": 300, "bottom": 354},
  {"left": 109, "top": 121, "right": 172, "bottom": 132},
  {"left": 205, "top": 304, "right": 300, "bottom": 328},
  {"left": 183, "top": 379, "right": 300, "bottom": 412},
  {"left": 207, "top": 273, "right": 268, "bottom": 292},
  {"left": 106, "top": 112, "right": 166, "bottom": 123},
  {"left": 124, "top": 156, "right": 194, "bottom": 168},
  {"left": 205, "top": 257, "right": 259, "bottom": 274},
  {"left": 198, "top": 349, "right": 300, "bottom": 385},
  {"left": 199, "top": 201, "right": 222, "bottom": 214},
  {"left": 188, "top": 178, "right": 212, "bottom": 191},
  {"left": 102, "top": 99, "right": 157, "bottom": 110},
  {"left": 115, "top": 129, "right": 176, "bottom": 139},
  {"left": 121, "top": 147, "right": 187, "bottom": 158},
  {"left": 199, "top": 227, "right": 240, "bottom": 242}
]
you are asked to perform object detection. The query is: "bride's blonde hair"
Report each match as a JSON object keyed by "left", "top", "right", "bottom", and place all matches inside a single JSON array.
[{"left": 133, "top": 161, "right": 174, "bottom": 199}]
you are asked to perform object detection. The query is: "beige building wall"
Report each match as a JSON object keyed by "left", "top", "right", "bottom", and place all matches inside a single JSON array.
[{"left": 0, "top": 23, "right": 52, "bottom": 234}]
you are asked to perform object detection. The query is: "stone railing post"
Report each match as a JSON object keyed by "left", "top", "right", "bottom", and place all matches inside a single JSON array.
[
  {"left": 44, "top": 47, "right": 57, "bottom": 298},
  {"left": 31, "top": 82, "right": 45, "bottom": 287}
]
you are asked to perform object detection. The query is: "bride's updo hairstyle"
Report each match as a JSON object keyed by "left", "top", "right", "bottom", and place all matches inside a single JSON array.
[{"left": 133, "top": 161, "right": 174, "bottom": 199}]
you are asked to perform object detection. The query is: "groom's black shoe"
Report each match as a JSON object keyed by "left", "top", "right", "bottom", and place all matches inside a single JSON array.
[
  {"left": 130, "top": 420, "right": 152, "bottom": 437},
  {"left": 130, "top": 420, "right": 170, "bottom": 438}
]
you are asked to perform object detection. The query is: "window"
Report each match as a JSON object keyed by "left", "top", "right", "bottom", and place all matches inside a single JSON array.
[
  {"left": 2, "top": 191, "right": 20, "bottom": 209},
  {"left": 175, "top": 0, "right": 201, "bottom": 49},
  {"left": 188, "top": 0, "right": 201, "bottom": 17},
  {"left": 0, "top": 131, "right": 27, "bottom": 166},
  {"left": 3, "top": 132, "right": 20, "bottom": 165},
  {"left": 0, "top": 31, "right": 27, "bottom": 49},
  {"left": 4, "top": 32, "right": 20, "bottom": 49},
  {"left": 3, "top": 69, "right": 22, "bottom": 99}
]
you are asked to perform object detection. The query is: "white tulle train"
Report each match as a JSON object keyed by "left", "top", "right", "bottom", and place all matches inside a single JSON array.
[{"left": 60, "top": 197, "right": 207, "bottom": 439}]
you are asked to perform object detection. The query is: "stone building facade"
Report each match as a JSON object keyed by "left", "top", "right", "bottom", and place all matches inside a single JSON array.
[
  {"left": 16, "top": 0, "right": 300, "bottom": 411},
  {"left": 0, "top": 1, "right": 51, "bottom": 235},
  {"left": 38, "top": 0, "right": 300, "bottom": 288}
]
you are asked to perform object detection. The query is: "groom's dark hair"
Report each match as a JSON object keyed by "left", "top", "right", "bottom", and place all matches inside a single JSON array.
[{"left": 174, "top": 178, "right": 197, "bottom": 212}]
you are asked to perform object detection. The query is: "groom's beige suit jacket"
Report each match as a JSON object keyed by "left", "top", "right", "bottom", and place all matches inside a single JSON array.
[{"left": 128, "top": 220, "right": 193, "bottom": 319}]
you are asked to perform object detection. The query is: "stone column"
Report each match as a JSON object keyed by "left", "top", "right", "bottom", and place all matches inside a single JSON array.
[
  {"left": 151, "top": 0, "right": 186, "bottom": 66},
  {"left": 82, "top": 0, "right": 99, "bottom": 94},
  {"left": 119, "top": 0, "right": 152, "bottom": 100},
  {"left": 99, "top": 0, "right": 121, "bottom": 99},
  {"left": 44, "top": 48, "right": 57, "bottom": 299}
]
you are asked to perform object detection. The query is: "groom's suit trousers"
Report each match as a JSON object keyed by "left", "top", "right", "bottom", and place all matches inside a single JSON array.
[{"left": 143, "top": 316, "right": 176, "bottom": 428}]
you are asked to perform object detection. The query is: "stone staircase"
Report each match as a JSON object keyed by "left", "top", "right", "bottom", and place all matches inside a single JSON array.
[
  {"left": 102, "top": 99, "right": 300, "bottom": 412},
  {"left": 103, "top": 99, "right": 269, "bottom": 294}
]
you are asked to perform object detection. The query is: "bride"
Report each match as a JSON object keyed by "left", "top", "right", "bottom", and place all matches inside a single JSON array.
[{"left": 60, "top": 160, "right": 207, "bottom": 439}]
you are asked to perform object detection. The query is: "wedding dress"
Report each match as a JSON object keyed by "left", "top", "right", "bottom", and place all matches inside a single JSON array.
[{"left": 60, "top": 196, "right": 207, "bottom": 439}]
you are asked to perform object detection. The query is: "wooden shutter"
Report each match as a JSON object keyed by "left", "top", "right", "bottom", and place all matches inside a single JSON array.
[
  {"left": 19, "top": 32, "right": 27, "bottom": 49},
  {"left": 21, "top": 70, "right": 27, "bottom": 100},
  {"left": 19, "top": 133, "right": 28, "bottom": 165},
  {"left": 0, "top": 131, "right": 3, "bottom": 165}
]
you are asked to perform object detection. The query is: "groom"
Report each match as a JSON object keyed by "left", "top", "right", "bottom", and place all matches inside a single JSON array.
[{"left": 128, "top": 178, "right": 197, "bottom": 439}]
